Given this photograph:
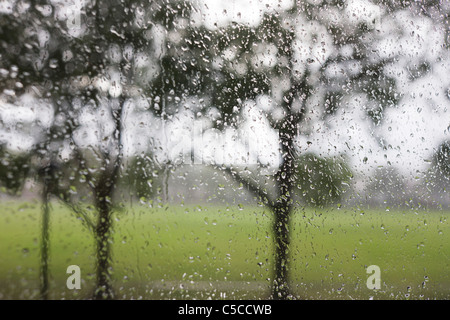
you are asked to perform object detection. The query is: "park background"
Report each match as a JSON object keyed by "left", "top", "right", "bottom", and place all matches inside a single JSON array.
[{"left": 0, "top": 0, "right": 449, "bottom": 299}]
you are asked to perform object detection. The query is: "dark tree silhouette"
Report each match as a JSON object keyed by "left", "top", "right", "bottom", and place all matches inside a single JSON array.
[{"left": 0, "top": 0, "right": 192, "bottom": 299}]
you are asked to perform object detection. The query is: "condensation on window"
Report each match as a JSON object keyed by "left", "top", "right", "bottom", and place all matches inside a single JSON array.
[{"left": 0, "top": 0, "right": 448, "bottom": 300}]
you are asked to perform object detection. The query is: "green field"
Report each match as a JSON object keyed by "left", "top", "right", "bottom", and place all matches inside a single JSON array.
[{"left": 0, "top": 199, "right": 449, "bottom": 300}]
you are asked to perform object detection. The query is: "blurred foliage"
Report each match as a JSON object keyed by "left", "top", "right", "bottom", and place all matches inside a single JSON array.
[
  {"left": 294, "top": 153, "right": 353, "bottom": 207},
  {"left": 365, "top": 166, "right": 408, "bottom": 208},
  {"left": 0, "top": 144, "right": 30, "bottom": 195},
  {"left": 120, "top": 154, "right": 164, "bottom": 201},
  {"left": 433, "top": 140, "right": 450, "bottom": 179},
  {"left": 424, "top": 140, "right": 450, "bottom": 198}
]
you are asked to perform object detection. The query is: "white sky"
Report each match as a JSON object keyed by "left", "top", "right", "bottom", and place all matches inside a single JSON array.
[{"left": 191, "top": 0, "right": 295, "bottom": 29}]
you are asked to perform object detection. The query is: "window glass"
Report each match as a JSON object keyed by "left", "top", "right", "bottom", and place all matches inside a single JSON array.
[{"left": 0, "top": 0, "right": 448, "bottom": 300}]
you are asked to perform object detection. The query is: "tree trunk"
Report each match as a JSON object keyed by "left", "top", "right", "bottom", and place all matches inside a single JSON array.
[
  {"left": 93, "top": 179, "right": 115, "bottom": 300},
  {"left": 272, "top": 201, "right": 292, "bottom": 299},
  {"left": 40, "top": 182, "right": 50, "bottom": 300},
  {"left": 94, "top": 200, "right": 114, "bottom": 299},
  {"left": 92, "top": 98, "right": 124, "bottom": 299},
  {"left": 271, "top": 126, "right": 296, "bottom": 299}
]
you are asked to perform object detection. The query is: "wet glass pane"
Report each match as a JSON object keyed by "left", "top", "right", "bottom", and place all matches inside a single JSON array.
[{"left": 0, "top": 0, "right": 449, "bottom": 301}]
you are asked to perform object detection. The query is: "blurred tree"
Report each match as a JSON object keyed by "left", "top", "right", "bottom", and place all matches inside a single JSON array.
[
  {"left": 423, "top": 140, "right": 450, "bottom": 207},
  {"left": 295, "top": 153, "right": 353, "bottom": 207},
  {"left": 0, "top": 144, "right": 30, "bottom": 195},
  {"left": 432, "top": 141, "right": 450, "bottom": 180},
  {"left": 120, "top": 154, "right": 164, "bottom": 201},
  {"left": 0, "top": 0, "right": 192, "bottom": 299},
  {"left": 365, "top": 166, "right": 408, "bottom": 208},
  {"left": 164, "top": 2, "right": 402, "bottom": 299}
]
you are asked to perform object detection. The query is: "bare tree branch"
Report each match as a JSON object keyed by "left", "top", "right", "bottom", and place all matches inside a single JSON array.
[
  {"left": 221, "top": 166, "right": 276, "bottom": 212},
  {"left": 55, "top": 193, "right": 95, "bottom": 232}
]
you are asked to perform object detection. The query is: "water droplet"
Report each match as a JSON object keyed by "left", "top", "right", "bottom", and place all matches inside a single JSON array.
[{"left": 49, "top": 59, "right": 58, "bottom": 69}]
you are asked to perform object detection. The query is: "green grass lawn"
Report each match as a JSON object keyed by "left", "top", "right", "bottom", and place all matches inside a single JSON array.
[{"left": 0, "top": 199, "right": 449, "bottom": 299}]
